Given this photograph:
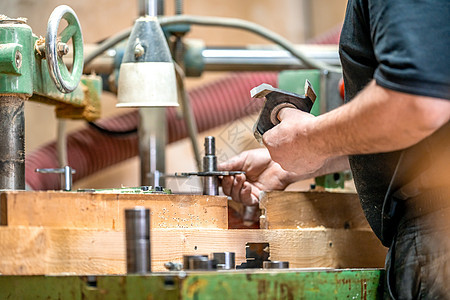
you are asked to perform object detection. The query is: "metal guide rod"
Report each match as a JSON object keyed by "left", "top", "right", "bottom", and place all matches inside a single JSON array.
[
  {"left": 202, "top": 47, "right": 340, "bottom": 71},
  {"left": 202, "top": 136, "right": 218, "bottom": 195},
  {"left": 125, "top": 207, "right": 151, "bottom": 274},
  {"left": 139, "top": 0, "right": 158, "bottom": 17},
  {"left": 0, "top": 96, "right": 25, "bottom": 190},
  {"left": 139, "top": 108, "right": 166, "bottom": 187},
  {"left": 81, "top": 46, "right": 340, "bottom": 74}
]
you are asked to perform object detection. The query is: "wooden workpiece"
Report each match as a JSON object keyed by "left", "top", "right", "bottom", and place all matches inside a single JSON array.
[
  {"left": 0, "top": 227, "right": 386, "bottom": 275},
  {"left": 259, "top": 191, "right": 371, "bottom": 229},
  {"left": 0, "top": 191, "right": 228, "bottom": 230},
  {"left": 0, "top": 190, "right": 387, "bottom": 275}
]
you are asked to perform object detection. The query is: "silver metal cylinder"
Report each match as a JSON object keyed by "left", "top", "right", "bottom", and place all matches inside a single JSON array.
[
  {"left": 263, "top": 261, "right": 289, "bottom": 269},
  {"left": 125, "top": 207, "right": 151, "bottom": 274},
  {"left": 139, "top": 108, "right": 166, "bottom": 187},
  {"left": 139, "top": 0, "right": 158, "bottom": 17},
  {"left": 188, "top": 257, "right": 213, "bottom": 270},
  {"left": 202, "top": 136, "right": 218, "bottom": 195},
  {"left": 202, "top": 47, "right": 340, "bottom": 72},
  {"left": 0, "top": 96, "right": 25, "bottom": 190},
  {"left": 183, "top": 255, "right": 208, "bottom": 270},
  {"left": 212, "top": 252, "right": 235, "bottom": 270},
  {"left": 62, "top": 166, "right": 73, "bottom": 191}
]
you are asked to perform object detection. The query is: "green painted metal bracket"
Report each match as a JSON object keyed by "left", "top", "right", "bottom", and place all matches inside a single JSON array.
[
  {"left": 0, "top": 269, "right": 384, "bottom": 300},
  {"left": 0, "top": 23, "right": 34, "bottom": 95},
  {"left": 0, "top": 18, "right": 101, "bottom": 121}
]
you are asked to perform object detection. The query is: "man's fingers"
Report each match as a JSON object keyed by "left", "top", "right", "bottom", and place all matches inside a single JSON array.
[
  {"left": 221, "top": 175, "right": 234, "bottom": 196},
  {"left": 230, "top": 174, "right": 246, "bottom": 202},
  {"left": 218, "top": 152, "right": 247, "bottom": 171},
  {"left": 241, "top": 182, "right": 259, "bottom": 206}
]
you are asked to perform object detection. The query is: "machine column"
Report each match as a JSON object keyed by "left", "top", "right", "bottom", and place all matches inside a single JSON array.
[{"left": 0, "top": 95, "right": 25, "bottom": 190}]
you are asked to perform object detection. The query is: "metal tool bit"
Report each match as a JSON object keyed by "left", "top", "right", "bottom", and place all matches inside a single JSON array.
[
  {"left": 125, "top": 207, "right": 151, "bottom": 274},
  {"left": 251, "top": 80, "right": 316, "bottom": 144}
]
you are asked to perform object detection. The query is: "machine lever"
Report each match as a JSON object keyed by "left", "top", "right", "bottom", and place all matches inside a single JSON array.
[{"left": 35, "top": 166, "right": 76, "bottom": 191}]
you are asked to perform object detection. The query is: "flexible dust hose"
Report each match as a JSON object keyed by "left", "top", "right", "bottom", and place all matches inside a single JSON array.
[{"left": 25, "top": 72, "right": 277, "bottom": 190}]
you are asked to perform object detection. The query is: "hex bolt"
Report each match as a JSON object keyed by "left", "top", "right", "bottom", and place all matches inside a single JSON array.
[{"left": 57, "top": 42, "right": 69, "bottom": 56}]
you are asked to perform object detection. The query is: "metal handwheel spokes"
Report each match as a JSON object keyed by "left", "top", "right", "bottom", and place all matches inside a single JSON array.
[{"left": 45, "top": 5, "right": 84, "bottom": 93}]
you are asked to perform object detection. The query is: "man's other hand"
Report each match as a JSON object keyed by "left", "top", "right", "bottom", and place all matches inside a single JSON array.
[{"left": 218, "top": 148, "right": 296, "bottom": 205}]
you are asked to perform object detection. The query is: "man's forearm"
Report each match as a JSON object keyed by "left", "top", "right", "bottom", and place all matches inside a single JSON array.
[
  {"left": 289, "top": 155, "right": 350, "bottom": 182},
  {"left": 310, "top": 81, "right": 450, "bottom": 158}
]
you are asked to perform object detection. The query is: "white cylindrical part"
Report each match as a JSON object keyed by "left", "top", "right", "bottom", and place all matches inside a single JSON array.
[{"left": 117, "top": 62, "right": 179, "bottom": 107}]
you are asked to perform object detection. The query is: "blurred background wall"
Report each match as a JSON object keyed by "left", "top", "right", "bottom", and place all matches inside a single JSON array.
[{"left": 0, "top": 0, "right": 347, "bottom": 190}]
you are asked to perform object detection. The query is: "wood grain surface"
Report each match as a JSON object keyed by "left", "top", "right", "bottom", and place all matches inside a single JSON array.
[
  {"left": 0, "top": 191, "right": 228, "bottom": 229},
  {"left": 0, "top": 226, "right": 386, "bottom": 275},
  {"left": 260, "top": 191, "right": 371, "bottom": 230}
]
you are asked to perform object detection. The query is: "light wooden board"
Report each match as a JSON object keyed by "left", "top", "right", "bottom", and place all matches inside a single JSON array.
[
  {"left": 0, "top": 226, "right": 387, "bottom": 275},
  {"left": 0, "top": 191, "right": 228, "bottom": 230},
  {"left": 260, "top": 191, "right": 371, "bottom": 230}
]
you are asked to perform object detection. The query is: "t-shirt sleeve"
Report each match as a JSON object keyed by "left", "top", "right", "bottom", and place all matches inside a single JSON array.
[{"left": 370, "top": 0, "right": 450, "bottom": 100}]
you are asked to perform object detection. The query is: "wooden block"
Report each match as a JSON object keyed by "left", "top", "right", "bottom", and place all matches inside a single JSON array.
[
  {"left": 0, "top": 226, "right": 387, "bottom": 275},
  {"left": 0, "top": 191, "right": 228, "bottom": 230},
  {"left": 260, "top": 191, "right": 371, "bottom": 230}
]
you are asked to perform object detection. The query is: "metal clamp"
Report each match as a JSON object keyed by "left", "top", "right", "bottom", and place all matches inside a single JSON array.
[{"left": 35, "top": 166, "right": 76, "bottom": 191}]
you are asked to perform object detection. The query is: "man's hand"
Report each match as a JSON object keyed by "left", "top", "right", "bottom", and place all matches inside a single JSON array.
[
  {"left": 218, "top": 148, "right": 297, "bottom": 206},
  {"left": 262, "top": 108, "right": 325, "bottom": 174}
]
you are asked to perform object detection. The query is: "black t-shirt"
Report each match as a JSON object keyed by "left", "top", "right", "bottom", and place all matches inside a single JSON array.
[{"left": 339, "top": 0, "right": 450, "bottom": 244}]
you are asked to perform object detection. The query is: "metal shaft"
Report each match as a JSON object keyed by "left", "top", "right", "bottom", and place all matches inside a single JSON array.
[
  {"left": 80, "top": 45, "right": 340, "bottom": 74},
  {"left": 202, "top": 136, "right": 218, "bottom": 195},
  {"left": 139, "top": 0, "right": 158, "bottom": 17},
  {"left": 139, "top": 108, "right": 166, "bottom": 187},
  {"left": 0, "top": 95, "right": 25, "bottom": 190},
  {"left": 125, "top": 207, "right": 151, "bottom": 274}
]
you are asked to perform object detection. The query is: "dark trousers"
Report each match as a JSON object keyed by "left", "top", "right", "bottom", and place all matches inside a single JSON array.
[{"left": 385, "top": 205, "right": 450, "bottom": 299}]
